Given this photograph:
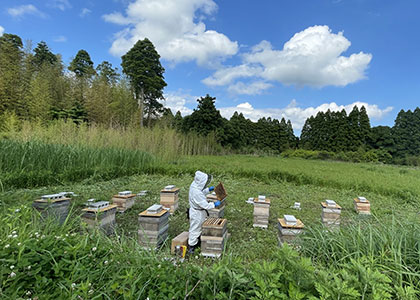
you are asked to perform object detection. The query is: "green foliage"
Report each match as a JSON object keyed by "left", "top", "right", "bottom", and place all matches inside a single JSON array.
[
  {"left": 121, "top": 38, "right": 166, "bottom": 126},
  {"left": 33, "top": 41, "right": 57, "bottom": 69},
  {"left": 69, "top": 49, "right": 95, "bottom": 78}
]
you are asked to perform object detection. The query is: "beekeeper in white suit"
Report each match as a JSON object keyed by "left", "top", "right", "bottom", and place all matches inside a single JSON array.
[{"left": 188, "top": 170, "right": 221, "bottom": 253}]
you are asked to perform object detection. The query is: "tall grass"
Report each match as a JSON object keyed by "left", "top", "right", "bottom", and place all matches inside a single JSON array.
[
  {"left": 8, "top": 120, "right": 221, "bottom": 160},
  {"left": 300, "top": 217, "right": 420, "bottom": 288},
  {"left": 0, "top": 139, "right": 155, "bottom": 189}
]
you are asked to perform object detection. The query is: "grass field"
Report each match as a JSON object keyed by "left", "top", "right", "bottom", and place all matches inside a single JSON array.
[{"left": 1, "top": 139, "right": 420, "bottom": 298}]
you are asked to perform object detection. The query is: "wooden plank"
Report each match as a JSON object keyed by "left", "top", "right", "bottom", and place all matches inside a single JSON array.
[
  {"left": 139, "top": 209, "right": 168, "bottom": 217},
  {"left": 34, "top": 197, "right": 71, "bottom": 203},
  {"left": 82, "top": 204, "right": 118, "bottom": 213},
  {"left": 253, "top": 198, "right": 271, "bottom": 204},
  {"left": 321, "top": 202, "right": 342, "bottom": 209},
  {"left": 278, "top": 218, "right": 304, "bottom": 229},
  {"left": 171, "top": 231, "right": 189, "bottom": 254},
  {"left": 112, "top": 194, "right": 137, "bottom": 199}
]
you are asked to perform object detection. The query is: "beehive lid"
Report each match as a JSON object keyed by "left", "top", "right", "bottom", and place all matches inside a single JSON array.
[
  {"left": 202, "top": 218, "right": 227, "bottom": 228},
  {"left": 357, "top": 196, "right": 367, "bottom": 202},
  {"left": 161, "top": 187, "right": 180, "bottom": 193},
  {"left": 147, "top": 204, "right": 163, "bottom": 214},
  {"left": 321, "top": 201, "right": 342, "bottom": 209},
  {"left": 139, "top": 209, "right": 168, "bottom": 217},
  {"left": 215, "top": 182, "right": 227, "bottom": 200},
  {"left": 35, "top": 194, "right": 70, "bottom": 203},
  {"left": 82, "top": 204, "right": 117, "bottom": 213},
  {"left": 284, "top": 214, "right": 297, "bottom": 225},
  {"left": 354, "top": 197, "right": 370, "bottom": 204},
  {"left": 118, "top": 191, "right": 132, "bottom": 196},
  {"left": 254, "top": 197, "right": 271, "bottom": 204},
  {"left": 278, "top": 218, "right": 304, "bottom": 229}
]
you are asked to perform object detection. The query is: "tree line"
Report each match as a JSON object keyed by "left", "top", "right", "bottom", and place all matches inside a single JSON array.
[{"left": 1, "top": 32, "right": 419, "bottom": 164}]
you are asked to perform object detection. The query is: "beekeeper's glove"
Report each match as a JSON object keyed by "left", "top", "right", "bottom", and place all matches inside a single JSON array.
[
  {"left": 209, "top": 186, "right": 215, "bottom": 192},
  {"left": 214, "top": 201, "right": 221, "bottom": 208}
]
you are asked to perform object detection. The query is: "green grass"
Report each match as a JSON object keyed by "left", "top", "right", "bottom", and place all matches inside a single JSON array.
[
  {"left": 0, "top": 139, "right": 156, "bottom": 189},
  {"left": 2, "top": 140, "right": 420, "bottom": 298}
]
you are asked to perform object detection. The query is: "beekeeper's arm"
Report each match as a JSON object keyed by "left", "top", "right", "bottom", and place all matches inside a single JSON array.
[
  {"left": 202, "top": 186, "right": 214, "bottom": 195},
  {"left": 193, "top": 191, "right": 215, "bottom": 210}
]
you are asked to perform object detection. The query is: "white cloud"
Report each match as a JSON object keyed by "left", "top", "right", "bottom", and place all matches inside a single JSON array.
[
  {"left": 0, "top": 26, "right": 4, "bottom": 36},
  {"left": 203, "top": 25, "right": 372, "bottom": 93},
  {"left": 103, "top": 0, "right": 238, "bottom": 65},
  {"left": 8, "top": 5, "right": 46, "bottom": 18},
  {"left": 161, "top": 95, "right": 392, "bottom": 132},
  {"left": 50, "top": 0, "right": 72, "bottom": 11},
  {"left": 162, "top": 92, "right": 195, "bottom": 115},
  {"left": 219, "top": 100, "right": 392, "bottom": 132},
  {"left": 54, "top": 35, "right": 67, "bottom": 42},
  {"left": 227, "top": 81, "right": 273, "bottom": 95},
  {"left": 80, "top": 8, "right": 91, "bottom": 17}
]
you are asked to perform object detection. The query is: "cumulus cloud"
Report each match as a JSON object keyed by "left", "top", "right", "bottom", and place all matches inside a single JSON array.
[
  {"left": 53, "top": 35, "right": 67, "bottom": 42},
  {"left": 8, "top": 5, "right": 46, "bottom": 18},
  {"left": 203, "top": 25, "right": 372, "bottom": 93},
  {"left": 80, "top": 8, "right": 91, "bottom": 17},
  {"left": 218, "top": 100, "right": 392, "bottom": 132},
  {"left": 103, "top": 0, "right": 238, "bottom": 65},
  {"left": 0, "top": 26, "right": 4, "bottom": 36},
  {"left": 50, "top": 0, "right": 72, "bottom": 11},
  {"left": 227, "top": 81, "right": 273, "bottom": 95},
  {"left": 162, "top": 92, "right": 195, "bottom": 115}
]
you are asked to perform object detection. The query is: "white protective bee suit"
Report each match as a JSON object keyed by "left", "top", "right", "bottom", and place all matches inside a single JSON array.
[{"left": 188, "top": 171, "right": 215, "bottom": 247}]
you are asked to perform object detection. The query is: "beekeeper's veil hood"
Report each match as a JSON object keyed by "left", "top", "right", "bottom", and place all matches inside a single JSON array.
[{"left": 193, "top": 171, "right": 212, "bottom": 190}]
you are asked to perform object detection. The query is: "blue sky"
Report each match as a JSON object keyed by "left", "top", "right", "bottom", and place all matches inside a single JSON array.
[{"left": 1, "top": 0, "right": 419, "bottom": 133}]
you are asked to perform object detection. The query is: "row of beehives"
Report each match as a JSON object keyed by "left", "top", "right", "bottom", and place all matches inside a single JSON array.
[
  {"left": 252, "top": 196, "right": 371, "bottom": 244},
  {"left": 31, "top": 186, "right": 228, "bottom": 257}
]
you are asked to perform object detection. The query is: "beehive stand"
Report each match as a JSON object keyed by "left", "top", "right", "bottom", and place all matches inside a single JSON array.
[
  {"left": 207, "top": 193, "right": 226, "bottom": 218},
  {"left": 33, "top": 194, "right": 71, "bottom": 224},
  {"left": 138, "top": 207, "right": 170, "bottom": 250},
  {"left": 253, "top": 197, "right": 270, "bottom": 228},
  {"left": 354, "top": 197, "right": 371, "bottom": 215},
  {"left": 321, "top": 201, "right": 341, "bottom": 229},
  {"left": 201, "top": 218, "right": 228, "bottom": 258},
  {"left": 160, "top": 187, "right": 180, "bottom": 213},
  {"left": 112, "top": 191, "right": 138, "bottom": 212},
  {"left": 277, "top": 216, "right": 304, "bottom": 245},
  {"left": 81, "top": 204, "right": 118, "bottom": 235}
]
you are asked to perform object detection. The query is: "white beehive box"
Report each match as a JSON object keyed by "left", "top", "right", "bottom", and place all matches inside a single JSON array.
[
  {"left": 358, "top": 196, "right": 367, "bottom": 202},
  {"left": 164, "top": 185, "right": 176, "bottom": 190},
  {"left": 118, "top": 191, "right": 132, "bottom": 196},
  {"left": 147, "top": 204, "right": 163, "bottom": 214},
  {"left": 325, "top": 200, "right": 337, "bottom": 207},
  {"left": 41, "top": 193, "right": 66, "bottom": 200}
]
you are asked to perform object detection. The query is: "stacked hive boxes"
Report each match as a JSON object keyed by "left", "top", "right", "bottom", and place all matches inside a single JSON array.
[
  {"left": 321, "top": 200, "right": 341, "bottom": 228},
  {"left": 354, "top": 196, "right": 371, "bottom": 215},
  {"left": 206, "top": 193, "right": 225, "bottom": 218},
  {"left": 33, "top": 193, "right": 71, "bottom": 224},
  {"left": 112, "top": 191, "right": 137, "bottom": 212},
  {"left": 201, "top": 218, "right": 228, "bottom": 258},
  {"left": 81, "top": 201, "right": 117, "bottom": 235},
  {"left": 253, "top": 195, "right": 270, "bottom": 228},
  {"left": 277, "top": 215, "right": 304, "bottom": 245},
  {"left": 138, "top": 204, "right": 169, "bottom": 249},
  {"left": 160, "top": 185, "right": 179, "bottom": 213}
]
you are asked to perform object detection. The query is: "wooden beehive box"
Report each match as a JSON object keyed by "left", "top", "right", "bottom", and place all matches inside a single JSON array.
[
  {"left": 160, "top": 187, "right": 180, "bottom": 213},
  {"left": 81, "top": 204, "right": 118, "bottom": 235},
  {"left": 277, "top": 217, "right": 304, "bottom": 245},
  {"left": 112, "top": 192, "right": 137, "bottom": 212},
  {"left": 171, "top": 231, "right": 189, "bottom": 254},
  {"left": 215, "top": 183, "right": 227, "bottom": 201},
  {"left": 33, "top": 196, "right": 71, "bottom": 224},
  {"left": 354, "top": 197, "right": 371, "bottom": 215},
  {"left": 201, "top": 232, "right": 228, "bottom": 258},
  {"left": 207, "top": 193, "right": 226, "bottom": 218},
  {"left": 202, "top": 218, "right": 227, "bottom": 237},
  {"left": 253, "top": 198, "right": 270, "bottom": 228},
  {"left": 321, "top": 201, "right": 342, "bottom": 226},
  {"left": 138, "top": 208, "right": 170, "bottom": 249}
]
